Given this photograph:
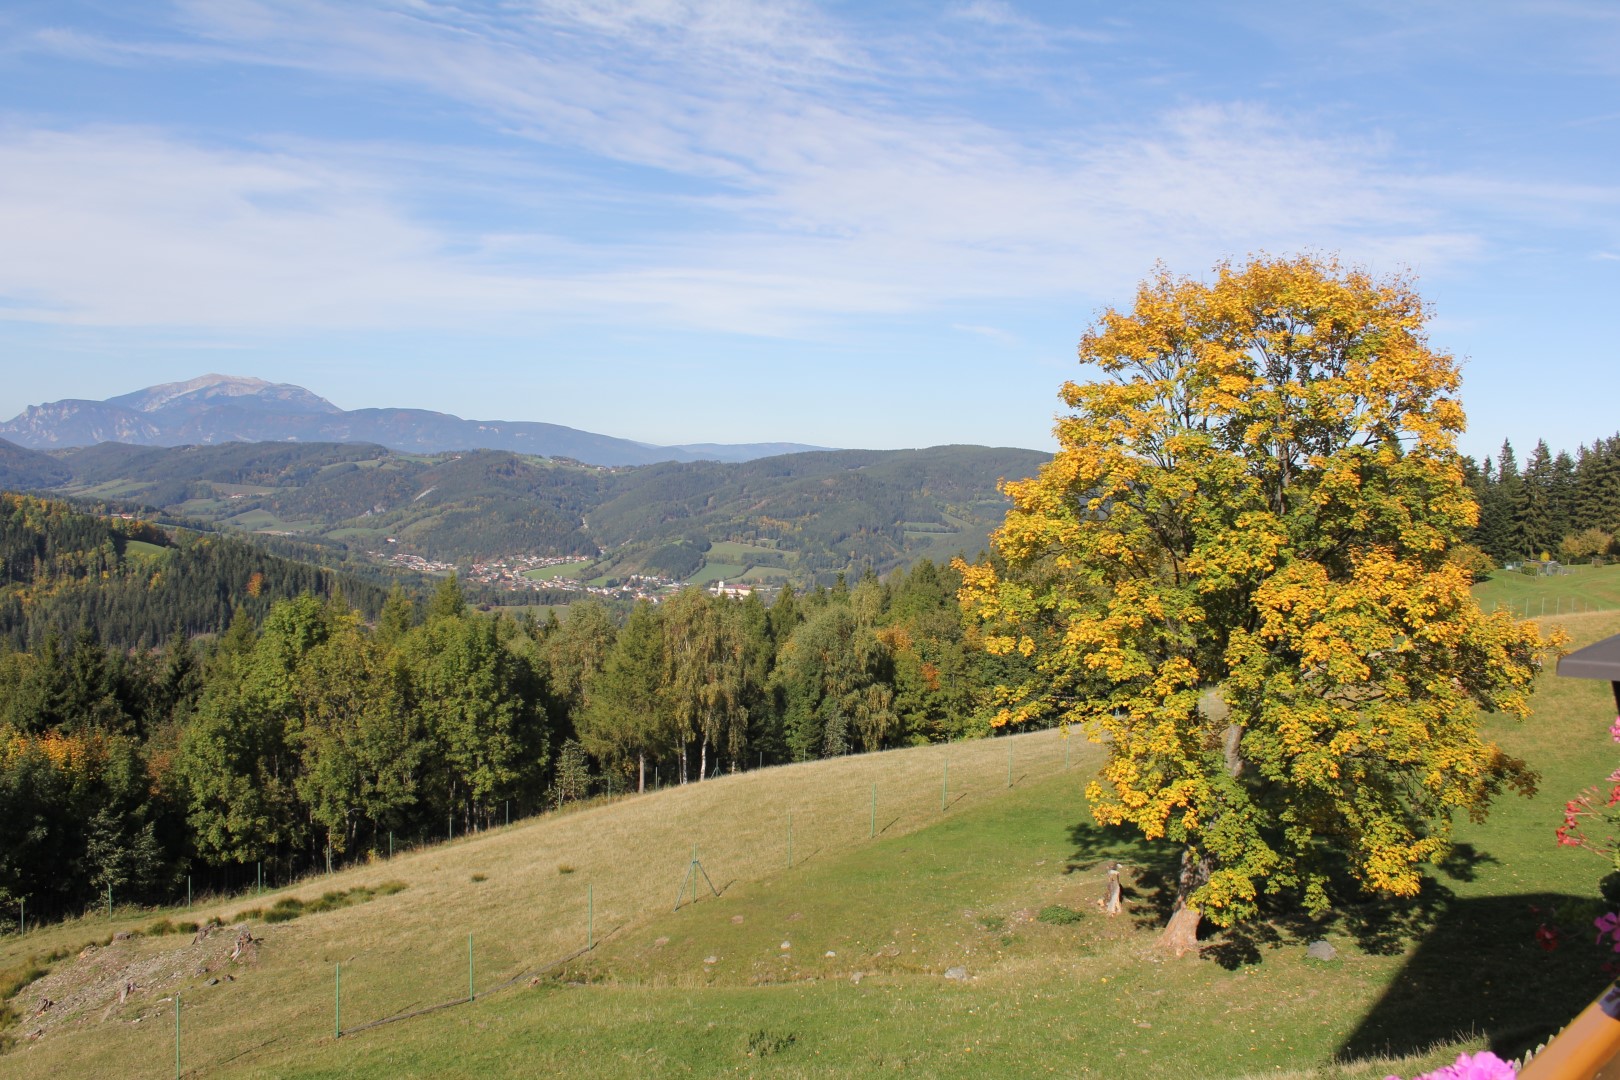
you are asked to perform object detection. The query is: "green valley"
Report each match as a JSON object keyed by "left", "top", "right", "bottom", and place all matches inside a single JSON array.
[{"left": 10, "top": 440, "right": 1046, "bottom": 594}]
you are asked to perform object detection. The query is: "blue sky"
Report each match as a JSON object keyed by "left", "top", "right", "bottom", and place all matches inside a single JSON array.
[{"left": 1, "top": 1, "right": 1616, "bottom": 458}]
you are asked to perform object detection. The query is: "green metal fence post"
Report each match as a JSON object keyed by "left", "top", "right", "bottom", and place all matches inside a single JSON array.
[
  {"left": 257, "top": 861, "right": 262, "bottom": 895},
  {"left": 468, "top": 933, "right": 475, "bottom": 1002},
  {"left": 505, "top": 800, "right": 510, "bottom": 827},
  {"left": 174, "top": 993, "right": 181, "bottom": 1079},
  {"left": 389, "top": 831, "right": 394, "bottom": 859},
  {"left": 187, "top": 876, "right": 192, "bottom": 909},
  {"left": 870, "top": 783, "right": 876, "bottom": 839},
  {"left": 787, "top": 812, "right": 793, "bottom": 869},
  {"left": 1007, "top": 740, "right": 1013, "bottom": 788},
  {"left": 941, "top": 760, "right": 948, "bottom": 812},
  {"left": 107, "top": 884, "right": 112, "bottom": 919},
  {"left": 334, "top": 963, "right": 341, "bottom": 1039},
  {"left": 18, "top": 898, "right": 23, "bottom": 935},
  {"left": 587, "top": 884, "right": 594, "bottom": 949}
]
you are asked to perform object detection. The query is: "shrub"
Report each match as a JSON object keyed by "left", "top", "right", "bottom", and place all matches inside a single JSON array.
[{"left": 1037, "top": 905, "right": 1083, "bottom": 926}]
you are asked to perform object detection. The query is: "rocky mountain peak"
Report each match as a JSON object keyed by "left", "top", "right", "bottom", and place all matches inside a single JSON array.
[{"left": 106, "top": 374, "right": 341, "bottom": 415}]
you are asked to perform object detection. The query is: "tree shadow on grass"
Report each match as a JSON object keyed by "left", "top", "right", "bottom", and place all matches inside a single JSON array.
[
  {"left": 1433, "top": 842, "right": 1499, "bottom": 884},
  {"left": 1195, "top": 880, "right": 1452, "bottom": 971},
  {"left": 1066, "top": 822, "right": 1610, "bottom": 1061},
  {"left": 1337, "top": 891, "right": 1611, "bottom": 1064},
  {"left": 1065, "top": 819, "right": 1184, "bottom": 931}
]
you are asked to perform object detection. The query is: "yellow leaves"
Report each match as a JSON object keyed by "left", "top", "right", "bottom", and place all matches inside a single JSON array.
[
  {"left": 2, "top": 729, "right": 109, "bottom": 776},
  {"left": 957, "top": 252, "right": 1562, "bottom": 925}
]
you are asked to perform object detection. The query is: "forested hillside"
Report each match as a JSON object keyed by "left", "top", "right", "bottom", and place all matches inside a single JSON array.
[
  {"left": 0, "top": 493, "right": 395, "bottom": 649},
  {"left": 586, "top": 445, "right": 1043, "bottom": 576},
  {"left": 0, "top": 437, "right": 70, "bottom": 490},
  {"left": 0, "top": 562, "right": 1038, "bottom": 923},
  {"left": 31, "top": 440, "right": 1045, "bottom": 582}
]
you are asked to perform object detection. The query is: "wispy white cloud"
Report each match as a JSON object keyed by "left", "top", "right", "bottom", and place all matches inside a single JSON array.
[{"left": 2, "top": 0, "right": 1615, "bottom": 340}]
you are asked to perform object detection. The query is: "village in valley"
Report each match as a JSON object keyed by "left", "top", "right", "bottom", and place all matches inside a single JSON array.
[{"left": 368, "top": 546, "right": 758, "bottom": 603}]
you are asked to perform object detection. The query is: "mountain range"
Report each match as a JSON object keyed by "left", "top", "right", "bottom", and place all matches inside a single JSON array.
[{"left": 0, "top": 374, "right": 826, "bottom": 466}]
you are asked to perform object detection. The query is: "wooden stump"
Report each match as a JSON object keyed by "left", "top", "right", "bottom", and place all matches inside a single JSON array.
[{"left": 1102, "top": 864, "right": 1122, "bottom": 916}]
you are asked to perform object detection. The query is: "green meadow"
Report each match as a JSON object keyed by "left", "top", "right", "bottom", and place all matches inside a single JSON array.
[{"left": 1473, "top": 561, "right": 1620, "bottom": 617}]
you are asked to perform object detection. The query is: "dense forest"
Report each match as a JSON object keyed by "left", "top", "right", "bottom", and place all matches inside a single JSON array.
[
  {"left": 0, "top": 539, "right": 1031, "bottom": 922},
  {"left": 0, "top": 493, "right": 397, "bottom": 650},
  {"left": 1463, "top": 434, "right": 1620, "bottom": 565}
]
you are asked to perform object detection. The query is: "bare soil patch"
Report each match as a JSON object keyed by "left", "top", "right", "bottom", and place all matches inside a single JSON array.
[{"left": 13, "top": 923, "right": 266, "bottom": 1045}]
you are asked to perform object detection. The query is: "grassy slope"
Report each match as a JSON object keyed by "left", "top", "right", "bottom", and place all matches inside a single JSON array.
[
  {"left": 6, "top": 602, "right": 1620, "bottom": 1078},
  {"left": 1473, "top": 562, "right": 1620, "bottom": 616}
]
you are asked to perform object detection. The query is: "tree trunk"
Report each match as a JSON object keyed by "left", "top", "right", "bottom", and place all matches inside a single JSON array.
[
  {"left": 699, "top": 736, "right": 708, "bottom": 782},
  {"left": 1158, "top": 847, "right": 1210, "bottom": 957},
  {"left": 637, "top": 752, "right": 645, "bottom": 794}
]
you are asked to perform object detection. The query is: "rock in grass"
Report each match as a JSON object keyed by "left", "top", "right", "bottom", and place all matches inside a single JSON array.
[
  {"left": 944, "top": 966, "right": 968, "bottom": 981},
  {"left": 1305, "top": 940, "right": 1337, "bottom": 961}
]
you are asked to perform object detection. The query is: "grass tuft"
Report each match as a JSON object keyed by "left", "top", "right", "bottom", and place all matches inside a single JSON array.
[
  {"left": 744, "top": 1029, "right": 797, "bottom": 1057},
  {"left": 1036, "top": 904, "right": 1083, "bottom": 925},
  {"left": 244, "top": 882, "right": 409, "bottom": 925}
]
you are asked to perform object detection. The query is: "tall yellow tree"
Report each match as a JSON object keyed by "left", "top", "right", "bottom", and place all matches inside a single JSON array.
[{"left": 958, "top": 255, "right": 1559, "bottom": 954}]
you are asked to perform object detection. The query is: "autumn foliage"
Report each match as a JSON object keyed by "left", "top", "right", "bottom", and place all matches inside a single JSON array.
[{"left": 959, "top": 255, "right": 1559, "bottom": 947}]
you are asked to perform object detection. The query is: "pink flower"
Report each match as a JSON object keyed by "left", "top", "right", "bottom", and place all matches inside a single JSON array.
[
  {"left": 1609, "top": 715, "right": 1620, "bottom": 742},
  {"left": 1385, "top": 1050, "right": 1517, "bottom": 1079},
  {"left": 1597, "top": 912, "right": 1620, "bottom": 953}
]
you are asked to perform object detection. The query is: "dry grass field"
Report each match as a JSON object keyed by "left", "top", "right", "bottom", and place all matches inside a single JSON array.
[{"left": 0, "top": 728, "right": 1090, "bottom": 1078}]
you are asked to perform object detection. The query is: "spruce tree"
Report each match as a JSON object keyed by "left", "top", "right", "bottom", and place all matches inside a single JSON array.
[{"left": 1514, "top": 440, "right": 1557, "bottom": 559}]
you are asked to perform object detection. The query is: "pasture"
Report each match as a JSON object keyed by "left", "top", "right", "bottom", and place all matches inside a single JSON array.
[
  {"left": 1473, "top": 561, "right": 1620, "bottom": 616},
  {"left": 689, "top": 561, "right": 746, "bottom": 585}
]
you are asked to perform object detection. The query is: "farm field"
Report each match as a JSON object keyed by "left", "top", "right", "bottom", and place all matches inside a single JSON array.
[
  {"left": 5, "top": 611, "right": 1619, "bottom": 1078},
  {"left": 322, "top": 526, "right": 384, "bottom": 541},
  {"left": 688, "top": 561, "right": 745, "bottom": 586},
  {"left": 226, "top": 509, "right": 320, "bottom": 533},
  {"left": 707, "top": 540, "right": 781, "bottom": 561}
]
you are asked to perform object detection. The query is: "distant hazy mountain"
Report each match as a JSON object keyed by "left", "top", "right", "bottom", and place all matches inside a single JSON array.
[{"left": 0, "top": 374, "right": 828, "bottom": 466}]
